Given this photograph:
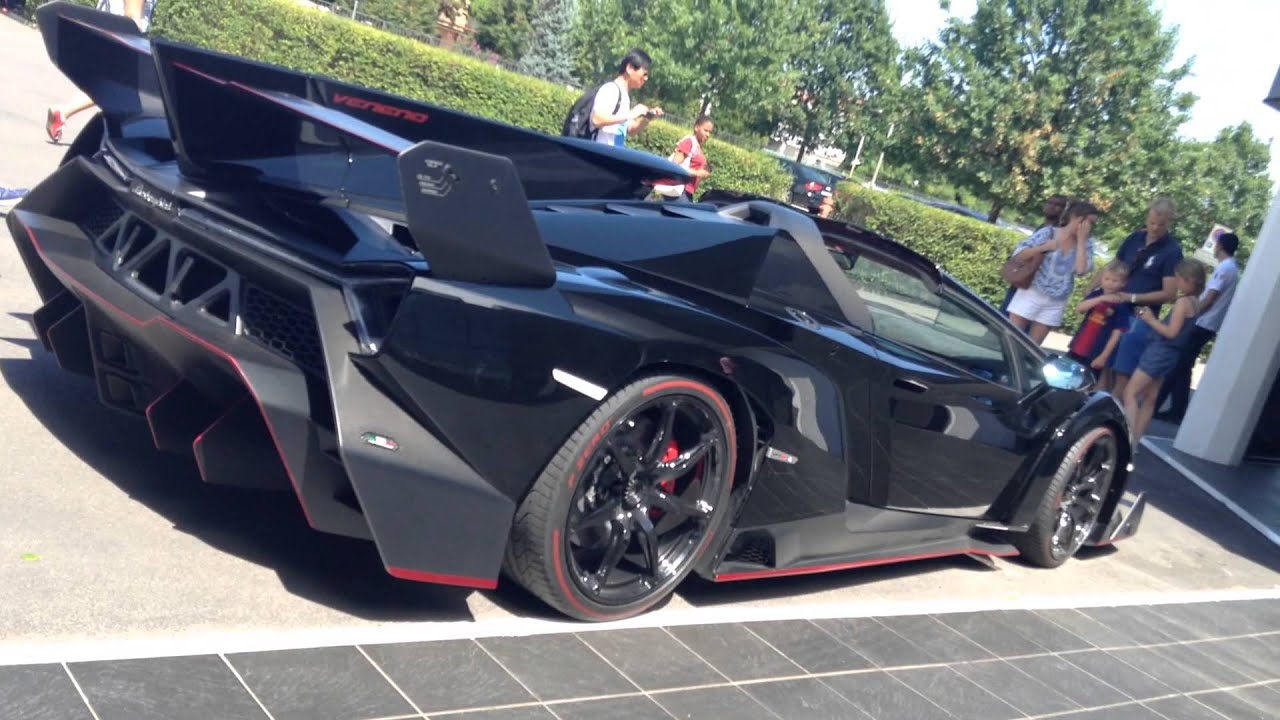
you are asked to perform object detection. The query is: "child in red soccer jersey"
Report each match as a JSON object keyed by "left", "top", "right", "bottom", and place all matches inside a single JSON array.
[{"left": 1067, "top": 260, "right": 1132, "bottom": 389}]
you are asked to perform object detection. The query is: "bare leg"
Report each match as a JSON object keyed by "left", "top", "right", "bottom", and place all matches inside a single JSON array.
[
  {"left": 1134, "top": 377, "right": 1164, "bottom": 443},
  {"left": 1112, "top": 372, "right": 1130, "bottom": 401},
  {"left": 1009, "top": 313, "right": 1031, "bottom": 332},
  {"left": 1028, "top": 322, "right": 1054, "bottom": 345},
  {"left": 1121, "top": 371, "right": 1151, "bottom": 438}
]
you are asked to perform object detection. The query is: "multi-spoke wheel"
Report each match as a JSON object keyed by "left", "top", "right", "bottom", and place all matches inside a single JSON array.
[
  {"left": 503, "top": 375, "right": 736, "bottom": 621},
  {"left": 1015, "top": 426, "right": 1118, "bottom": 568}
]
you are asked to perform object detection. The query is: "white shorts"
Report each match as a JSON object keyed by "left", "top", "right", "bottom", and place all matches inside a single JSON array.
[{"left": 1007, "top": 286, "right": 1066, "bottom": 327}]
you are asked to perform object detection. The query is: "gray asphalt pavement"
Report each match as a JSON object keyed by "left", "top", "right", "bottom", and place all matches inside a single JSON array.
[{"left": 1, "top": 16, "right": 1277, "bottom": 660}]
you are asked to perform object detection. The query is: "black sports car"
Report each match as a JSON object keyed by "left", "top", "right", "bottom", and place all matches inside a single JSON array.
[{"left": 8, "top": 3, "right": 1143, "bottom": 622}]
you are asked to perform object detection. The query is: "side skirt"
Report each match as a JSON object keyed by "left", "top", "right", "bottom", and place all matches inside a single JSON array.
[{"left": 711, "top": 502, "right": 1017, "bottom": 582}]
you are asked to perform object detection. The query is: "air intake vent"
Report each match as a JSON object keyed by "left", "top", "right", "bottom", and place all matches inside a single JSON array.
[{"left": 241, "top": 285, "right": 325, "bottom": 377}]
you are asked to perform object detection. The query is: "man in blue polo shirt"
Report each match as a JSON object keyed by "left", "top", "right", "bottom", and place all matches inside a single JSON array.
[{"left": 1089, "top": 197, "right": 1183, "bottom": 397}]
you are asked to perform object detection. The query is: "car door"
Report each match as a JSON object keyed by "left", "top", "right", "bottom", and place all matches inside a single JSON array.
[{"left": 831, "top": 247, "right": 1038, "bottom": 518}]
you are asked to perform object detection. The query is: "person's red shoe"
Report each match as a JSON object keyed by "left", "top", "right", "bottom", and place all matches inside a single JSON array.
[{"left": 46, "top": 109, "right": 64, "bottom": 143}]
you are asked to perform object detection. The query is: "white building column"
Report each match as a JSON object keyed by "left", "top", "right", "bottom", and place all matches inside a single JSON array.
[{"left": 1175, "top": 184, "right": 1280, "bottom": 465}]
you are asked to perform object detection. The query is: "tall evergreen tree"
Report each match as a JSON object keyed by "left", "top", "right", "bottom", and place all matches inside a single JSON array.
[
  {"left": 472, "top": 0, "right": 534, "bottom": 59},
  {"left": 516, "top": 0, "right": 577, "bottom": 86}
]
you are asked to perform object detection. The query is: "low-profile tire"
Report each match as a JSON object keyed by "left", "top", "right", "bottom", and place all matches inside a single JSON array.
[
  {"left": 503, "top": 374, "right": 737, "bottom": 622},
  {"left": 1014, "top": 426, "right": 1118, "bottom": 568}
]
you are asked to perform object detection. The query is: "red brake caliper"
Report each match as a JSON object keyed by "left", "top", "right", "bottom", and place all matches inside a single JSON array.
[{"left": 650, "top": 442, "right": 680, "bottom": 519}]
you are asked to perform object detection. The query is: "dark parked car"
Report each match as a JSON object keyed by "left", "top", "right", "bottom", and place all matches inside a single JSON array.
[
  {"left": 776, "top": 156, "right": 846, "bottom": 213},
  {"left": 9, "top": 3, "right": 1144, "bottom": 622}
]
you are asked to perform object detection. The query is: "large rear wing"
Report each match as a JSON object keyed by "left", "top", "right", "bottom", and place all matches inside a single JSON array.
[{"left": 36, "top": 1, "right": 692, "bottom": 287}]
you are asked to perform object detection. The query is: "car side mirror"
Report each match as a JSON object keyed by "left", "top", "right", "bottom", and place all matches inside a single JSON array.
[{"left": 1042, "top": 355, "right": 1089, "bottom": 391}]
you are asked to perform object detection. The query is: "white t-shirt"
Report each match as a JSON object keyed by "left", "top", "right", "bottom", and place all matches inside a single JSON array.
[
  {"left": 1196, "top": 256, "right": 1238, "bottom": 333},
  {"left": 96, "top": 0, "right": 153, "bottom": 31},
  {"left": 589, "top": 80, "right": 630, "bottom": 146}
]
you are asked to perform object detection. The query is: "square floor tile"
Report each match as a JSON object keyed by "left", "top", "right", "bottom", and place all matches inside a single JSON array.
[
  {"left": 1143, "top": 696, "right": 1237, "bottom": 720},
  {"left": 873, "top": 615, "right": 993, "bottom": 663},
  {"left": 1079, "top": 606, "right": 1179, "bottom": 645},
  {"left": 1005, "top": 655, "right": 1128, "bottom": 707},
  {"left": 821, "top": 669, "right": 952, "bottom": 720},
  {"left": 998, "top": 610, "right": 1094, "bottom": 652},
  {"left": 477, "top": 634, "right": 635, "bottom": 701},
  {"left": 1034, "top": 608, "right": 1139, "bottom": 649},
  {"left": 951, "top": 659, "right": 1079, "bottom": 715},
  {"left": 1189, "top": 638, "right": 1280, "bottom": 683},
  {"left": 0, "top": 664, "right": 93, "bottom": 720},
  {"left": 1140, "top": 603, "right": 1238, "bottom": 640},
  {"left": 1190, "top": 687, "right": 1279, "bottom": 720},
  {"left": 664, "top": 624, "right": 802, "bottom": 681},
  {"left": 227, "top": 646, "right": 414, "bottom": 720},
  {"left": 578, "top": 629, "right": 724, "bottom": 690},
  {"left": 651, "top": 686, "right": 779, "bottom": 720},
  {"left": 1046, "top": 703, "right": 1165, "bottom": 719},
  {"left": 447, "top": 706, "right": 557, "bottom": 720},
  {"left": 1156, "top": 642, "right": 1257, "bottom": 688},
  {"left": 890, "top": 666, "right": 1023, "bottom": 719},
  {"left": 740, "top": 678, "right": 869, "bottom": 720},
  {"left": 69, "top": 655, "right": 265, "bottom": 720},
  {"left": 361, "top": 639, "right": 533, "bottom": 712},
  {"left": 1108, "top": 647, "right": 1215, "bottom": 693},
  {"left": 744, "top": 620, "right": 873, "bottom": 674},
  {"left": 1130, "top": 605, "right": 1214, "bottom": 642},
  {"left": 814, "top": 617, "right": 933, "bottom": 669},
  {"left": 551, "top": 695, "right": 674, "bottom": 720},
  {"left": 933, "top": 610, "right": 1047, "bottom": 657},
  {"left": 1061, "top": 649, "right": 1175, "bottom": 701}
]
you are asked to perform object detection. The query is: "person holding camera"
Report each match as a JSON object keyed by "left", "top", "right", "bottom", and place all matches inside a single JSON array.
[{"left": 589, "top": 48, "right": 663, "bottom": 148}]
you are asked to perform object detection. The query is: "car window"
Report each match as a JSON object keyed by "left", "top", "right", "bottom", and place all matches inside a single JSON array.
[{"left": 830, "top": 247, "right": 1015, "bottom": 386}]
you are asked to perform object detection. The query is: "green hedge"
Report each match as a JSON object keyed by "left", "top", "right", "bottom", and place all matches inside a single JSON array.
[
  {"left": 148, "top": 0, "right": 790, "bottom": 199},
  {"left": 834, "top": 183, "right": 1092, "bottom": 334}
]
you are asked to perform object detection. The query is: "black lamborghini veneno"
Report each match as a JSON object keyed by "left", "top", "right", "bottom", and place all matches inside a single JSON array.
[{"left": 7, "top": 3, "right": 1144, "bottom": 621}]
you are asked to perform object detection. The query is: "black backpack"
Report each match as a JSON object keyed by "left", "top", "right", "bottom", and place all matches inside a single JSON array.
[{"left": 562, "top": 82, "right": 621, "bottom": 139}]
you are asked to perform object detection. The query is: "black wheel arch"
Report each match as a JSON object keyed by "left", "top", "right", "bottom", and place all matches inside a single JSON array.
[{"left": 1004, "top": 393, "right": 1133, "bottom": 532}]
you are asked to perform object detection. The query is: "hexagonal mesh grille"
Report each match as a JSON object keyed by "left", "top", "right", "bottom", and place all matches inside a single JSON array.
[
  {"left": 80, "top": 199, "right": 124, "bottom": 242},
  {"left": 241, "top": 285, "right": 325, "bottom": 377}
]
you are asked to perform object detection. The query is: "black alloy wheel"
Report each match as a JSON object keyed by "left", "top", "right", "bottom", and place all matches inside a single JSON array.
[
  {"left": 1015, "top": 426, "right": 1118, "bottom": 568},
  {"left": 504, "top": 375, "right": 736, "bottom": 621}
]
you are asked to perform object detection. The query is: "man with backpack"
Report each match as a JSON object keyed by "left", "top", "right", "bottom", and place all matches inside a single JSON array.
[{"left": 562, "top": 49, "right": 662, "bottom": 147}]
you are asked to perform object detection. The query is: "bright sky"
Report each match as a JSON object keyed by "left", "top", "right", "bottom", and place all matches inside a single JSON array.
[{"left": 884, "top": 0, "right": 1280, "bottom": 189}]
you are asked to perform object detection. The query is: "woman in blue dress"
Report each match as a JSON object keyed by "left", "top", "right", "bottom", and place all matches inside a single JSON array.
[{"left": 1121, "top": 259, "right": 1207, "bottom": 444}]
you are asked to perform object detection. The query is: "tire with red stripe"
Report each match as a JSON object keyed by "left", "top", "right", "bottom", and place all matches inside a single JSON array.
[{"left": 503, "top": 374, "right": 737, "bottom": 622}]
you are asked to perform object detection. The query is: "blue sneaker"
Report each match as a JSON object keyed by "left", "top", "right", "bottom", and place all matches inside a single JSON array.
[{"left": 0, "top": 186, "right": 29, "bottom": 201}]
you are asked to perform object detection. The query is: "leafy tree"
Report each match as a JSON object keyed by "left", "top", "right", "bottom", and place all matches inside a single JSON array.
[
  {"left": 472, "top": 0, "right": 534, "bottom": 59},
  {"left": 896, "top": 0, "right": 1194, "bottom": 223},
  {"left": 517, "top": 0, "right": 577, "bottom": 85},
  {"left": 639, "top": 0, "right": 801, "bottom": 137},
  {"left": 774, "top": 0, "right": 899, "bottom": 164},
  {"left": 570, "top": 0, "right": 646, "bottom": 87}
]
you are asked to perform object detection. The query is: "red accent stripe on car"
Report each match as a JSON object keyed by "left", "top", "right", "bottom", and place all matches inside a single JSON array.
[
  {"left": 18, "top": 220, "right": 316, "bottom": 528},
  {"left": 386, "top": 566, "right": 498, "bottom": 590},
  {"left": 190, "top": 396, "right": 250, "bottom": 483},
  {"left": 713, "top": 548, "right": 1021, "bottom": 582},
  {"left": 143, "top": 380, "right": 184, "bottom": 450}
]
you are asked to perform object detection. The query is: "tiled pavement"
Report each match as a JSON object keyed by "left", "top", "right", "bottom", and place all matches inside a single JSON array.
[{"left": 4, "top": 598, "right": 1278, "bottom": 720}]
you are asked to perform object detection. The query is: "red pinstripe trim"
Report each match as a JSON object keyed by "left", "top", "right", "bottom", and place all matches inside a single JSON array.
[
  {"left": 386, "top": 566, "right": 497, "bottom": 590},
  {"left": 143, "top": 380, "right": 185, "bottom": 450},
  {"left": 713, "top": 548, "right": 1021, "bottom": 583},
  {"left": 18, "top": 220, "right": 316, "bottom": 528},
  {"left": 191, "top": 396, "right": 251, "bottom": 484}
]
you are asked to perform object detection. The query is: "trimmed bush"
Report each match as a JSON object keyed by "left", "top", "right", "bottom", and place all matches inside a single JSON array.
[
  {"left": 149, "top": 0, "right": 790, "bottom": 198},
  {"left": 834, "top": 183, "right": 1091, "bottom": 333}
]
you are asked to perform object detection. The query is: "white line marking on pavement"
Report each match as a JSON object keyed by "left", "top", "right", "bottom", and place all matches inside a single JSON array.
[
  {"left": 3, "top": 586, "right": 1279, "bottom": 667},
  {"left": 1143, "top": 437, "right": 1280, "bottom": 547}
]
